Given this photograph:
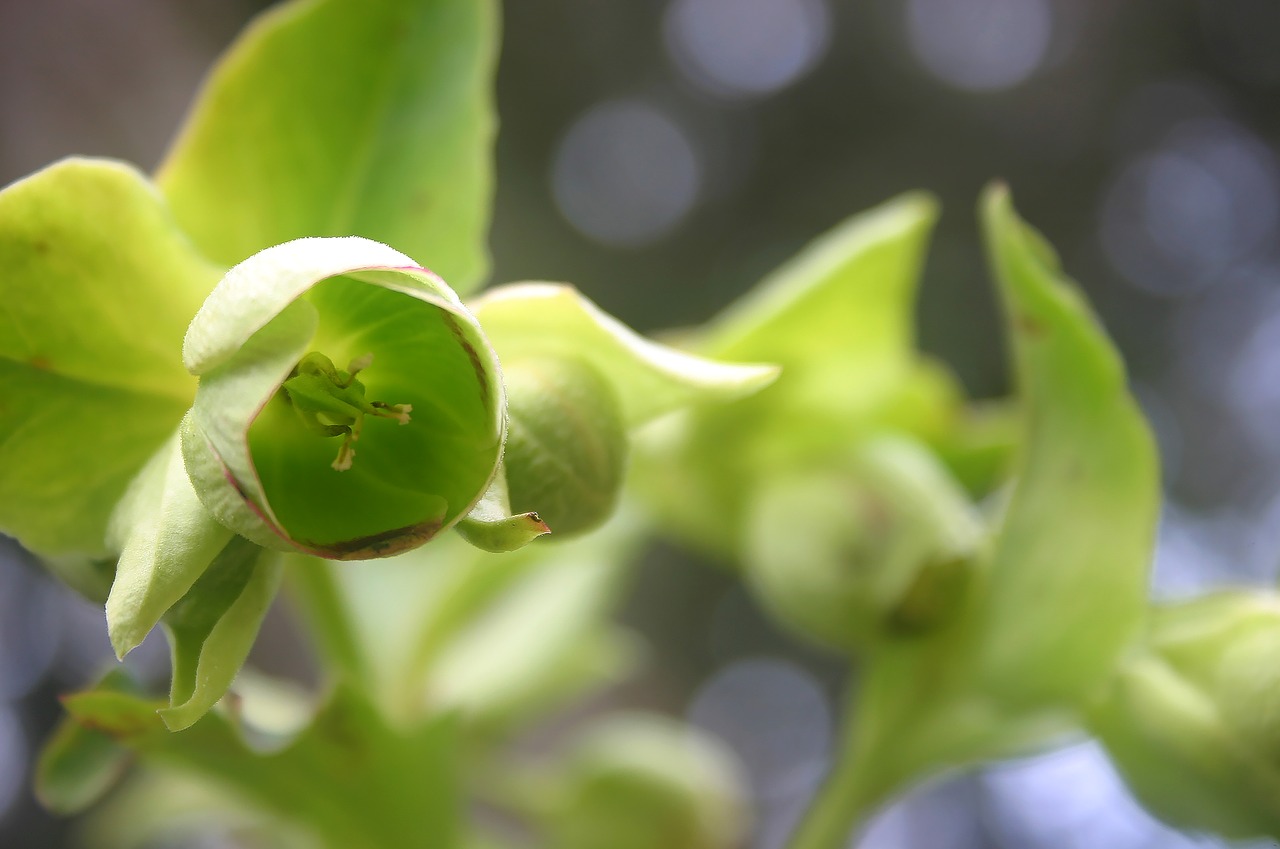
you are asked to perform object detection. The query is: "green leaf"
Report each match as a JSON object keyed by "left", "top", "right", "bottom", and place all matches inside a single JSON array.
[
  {"left": 701, "top": 192, "right": 938, "bottom": 416},
  {"left": 160, "top": 537, "right": 282, "bottom": 731},
  {"left": 35, "top": 671, "right": 138, "bottom": 814},
  {"left": 63, "top": 682, "right": 459, "bottom": 849},
  {"left": 974, "top": 183, "right": 1158, "bottom": 706},
  {"left": 157, "top": 0, "right": 497, "bottom": 294},
  {"left": 106, "top": 432, "right": 234, "bottom": 659},
  {"left": 470, "top": 283, "right": 778, "bottom": 428},
  {"left": 0, "top": 157, "right": 221, "bottom": 559}
]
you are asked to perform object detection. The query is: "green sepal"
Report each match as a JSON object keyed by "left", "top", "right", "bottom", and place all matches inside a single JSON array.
[
  {"left": 159, "top": 537, "right": 282, "bottom": 731},
  {"left": 157, "top": 0, "right": 497, "bottom": 294},
  {"left": 106, "top": 431, "right": 234, "bottom": 659},
  {"left": 470, "top": 283, "right": 778, "bottom": 428},
  {"left": 35, "top": 670, "right": 139, "bottom": 814},
  {"left": 183, "top": 236, "right": 504, "bottom": 559},
  {"left": 0, "top": 157, "right": 221, "bottom": 561},
  {"left": 456, "top": 461, "right": 551, "bottom": 553}
]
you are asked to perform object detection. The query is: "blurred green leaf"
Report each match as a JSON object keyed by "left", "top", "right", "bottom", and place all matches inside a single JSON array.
[
  {"left": 160, "top": 538, "right": 282, "bottom": 731},
  {"left": 63, "top": 681, "right": 459, "bottom": 849},
  {"left": 36, "top": 671, "right": 138, "bottom": 815},
  {"left": 0, "top": 157, "right": 220, "bottom": 560},
  {"left": 813, "top": 186, "right": 1160, "bottom": 821},
  {"left": 471, "top": 283, "right": 778, "bottom": 428},
  {"left": 157, "top": 0, "right": 497, "bottom": 293},
  {"left": 974, "top": 184, "right": 1158, "bottom": 706},
  {"left": 632, "top": 194, "right": 943, "bottom": 558}
]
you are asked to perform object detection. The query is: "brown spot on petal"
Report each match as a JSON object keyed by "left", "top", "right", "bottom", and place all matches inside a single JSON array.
[
  {"left": 300, "top": 516, "right": 446, "bottom": 561},
  {"left": 441, "top": 311, "right": 490, "bottom": 408}
]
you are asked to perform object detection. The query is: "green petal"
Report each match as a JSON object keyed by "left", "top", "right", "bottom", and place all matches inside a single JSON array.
[
  {"left": 184, "top": 237, "right": 504, "bottom": 558},
  {"left": 471, "top": 283, "right": 778, "bottom": 428},
  {"left": 157, "top": 0, "right": 497, "bottom": 293},
  {"left": 159, "top": 538, "right": 283, "bottom": 731},
  {"left": 0, "top": 158, "right": 221, "bottom": 558}
]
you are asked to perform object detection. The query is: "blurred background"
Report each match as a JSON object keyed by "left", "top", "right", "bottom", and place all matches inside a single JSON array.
[{"left": 3, "top": 0, "right": 1280, "bottom": 846}]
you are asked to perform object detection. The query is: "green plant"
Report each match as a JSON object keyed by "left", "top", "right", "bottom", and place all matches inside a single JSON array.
[{"left": 4, "top": 1, "right": 1279, "bottom": 848}]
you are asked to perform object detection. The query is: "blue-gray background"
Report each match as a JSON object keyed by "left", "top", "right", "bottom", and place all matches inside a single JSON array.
[{"left": 2, "top": 0, "right": 1279, "bottom": 846}]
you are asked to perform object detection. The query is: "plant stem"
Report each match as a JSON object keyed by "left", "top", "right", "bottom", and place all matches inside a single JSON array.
[
  {"left": 785, "top": 687, "right": 888, "bottom": 849},
  {"left": 287, "top": 558, "right": 369, "bottom": 687}
]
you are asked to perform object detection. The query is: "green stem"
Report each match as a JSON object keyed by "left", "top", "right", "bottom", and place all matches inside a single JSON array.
[
  {"left": 286, "top": 558, "right": 369, "bottom": 687},
  {"left": 785, "top": 686, "right": 890, "bottom": 849}
]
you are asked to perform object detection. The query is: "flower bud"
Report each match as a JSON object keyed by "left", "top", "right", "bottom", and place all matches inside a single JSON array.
[
  {"left": 745, "top": 435, "right": 980, "bottom": 653},
  {"left": 545, "top": 714, "right": 749, "bottom": 849},
  {"left": 1089, "top": 591, "right": 1280, "bottom": 839},
  {"left": 181, "top": 237, "right": 504, "bottom": 559},
  {"left": 501, "top": 356, "right": 627, "bottom": 537}
]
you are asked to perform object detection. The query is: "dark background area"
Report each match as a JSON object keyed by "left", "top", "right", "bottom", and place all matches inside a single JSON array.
[{"left": 3, "top": 0, "right": 1280, "bottom": 846}]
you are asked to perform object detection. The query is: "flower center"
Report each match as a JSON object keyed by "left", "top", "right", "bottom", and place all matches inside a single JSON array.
[{"left": 279, "top": 351, "right": 412, "bottom": 471}]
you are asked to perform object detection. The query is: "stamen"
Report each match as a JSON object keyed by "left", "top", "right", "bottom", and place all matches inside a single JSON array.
[{"left": 279, "top": 351, "right": 412, "bottom": 471}]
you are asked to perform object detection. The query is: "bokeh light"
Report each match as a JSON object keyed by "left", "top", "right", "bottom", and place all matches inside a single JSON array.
[
  {"left": 551, "top": 100, "right": 701, "bottom": 248},
  {"left": 1100, "top": 118, "right": 1280, "bottom": 297},
  {"left": 905, "top": 0, "right": 1054, "bottom": 92},
  {"left": 663, "top": 0, "right": 831, "bottom": 100}
]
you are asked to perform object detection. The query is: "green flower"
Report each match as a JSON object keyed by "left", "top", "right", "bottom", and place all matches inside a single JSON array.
[{"left": 181, "top": 236, "right": 504, "bottom": 560}]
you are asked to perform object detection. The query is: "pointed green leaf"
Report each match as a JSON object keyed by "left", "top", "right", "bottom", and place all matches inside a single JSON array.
[
  {"left": 471, "top": 283, "right": 778, "bottom": 428},
  {"left": 0, "top": 158, "right": 221, "bottom": 559},
  {"left": 701, "top": 192, "right": 938, "bottom": 417},
  {"left": 456, "top": 461, "right": 551, "bottom": 553},
  {"left": 160, "top": 538, "right": 282, "bottom": 731},
  {"left": 106, "top": 432, "right": 235, "bottom": 659},
  {"left": 975, "top": 184, "right": 1158, "bottom": 705},
  {"left": 814, "top": 188, "right": 1162, "bottom": 823},
  {"left": 157, "top": 0, "right": 497, "bottom": 293}
]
